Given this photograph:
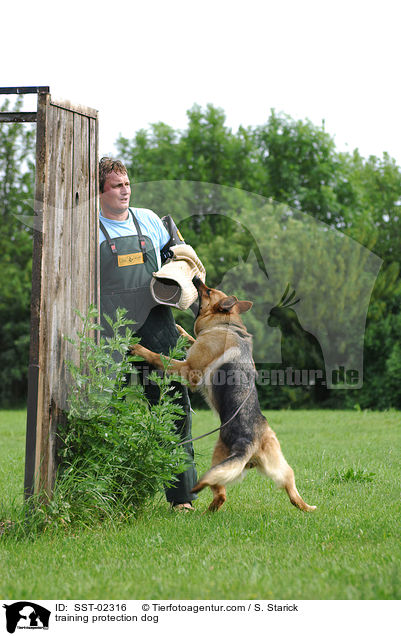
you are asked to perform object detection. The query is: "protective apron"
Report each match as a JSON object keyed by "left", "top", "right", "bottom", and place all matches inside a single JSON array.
[{"left": 100, "top": 210, "right": 197, "bottom": 503}]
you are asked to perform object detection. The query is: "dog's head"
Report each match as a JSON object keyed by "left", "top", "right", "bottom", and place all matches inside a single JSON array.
[{"left": 192, "top": 277, "right": 252, "bottom": 332}]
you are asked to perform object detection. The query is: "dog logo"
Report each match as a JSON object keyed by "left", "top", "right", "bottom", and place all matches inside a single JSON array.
[
  {"left": 268, "top": 284, "right": 328, "bottom": 400},
  {"left": 2, "top": 602, "right": 51, "bottom": 633}
]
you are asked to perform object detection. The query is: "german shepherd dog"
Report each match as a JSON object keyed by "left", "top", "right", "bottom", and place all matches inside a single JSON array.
[{"left": 131, "top": 278, "right": 316, "bottom": 513}]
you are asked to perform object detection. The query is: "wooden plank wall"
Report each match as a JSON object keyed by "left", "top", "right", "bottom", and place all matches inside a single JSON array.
[{"left": 25, "top": 93, "right": 99, "bottom": 498}]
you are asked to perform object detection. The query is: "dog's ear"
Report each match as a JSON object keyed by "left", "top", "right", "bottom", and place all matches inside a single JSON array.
[
  {"left": 216, "top": 296, "right": 253, "bottom": 314},
  {"left": 217, "top": 296, "right": 238, "bottom": 312},
  {"left": 236, "top": 300, "right": 253, "bottom": 314}
]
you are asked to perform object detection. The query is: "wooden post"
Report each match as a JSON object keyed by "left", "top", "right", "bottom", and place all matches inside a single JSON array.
[{"left": 24, "top": 92, "right": 99, "bottom": 498}]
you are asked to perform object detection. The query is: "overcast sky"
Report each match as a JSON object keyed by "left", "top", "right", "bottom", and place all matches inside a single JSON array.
[{"left": 3, "top": 0, "right": 401, "bottom": 165}]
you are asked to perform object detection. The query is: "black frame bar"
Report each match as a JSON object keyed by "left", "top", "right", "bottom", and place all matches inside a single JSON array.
[
  {"left": 0, "top": 86, "right": 49, "bottom": 95},
  {"left": 0, "top": 112, "right": 37, "bottom": 123},
  {"left": 0, "top": 87, "right": 50, "bottom": 124}
]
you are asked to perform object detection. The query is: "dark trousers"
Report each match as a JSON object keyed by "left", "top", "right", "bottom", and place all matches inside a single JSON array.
[
  {"left": 134, "top": 362, "right": 197, "bottom": 504},
  {"left": 135, "top": 306, "right": 197, "bottom": 504}
]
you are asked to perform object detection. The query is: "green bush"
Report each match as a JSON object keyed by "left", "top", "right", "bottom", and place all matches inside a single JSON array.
[{"left": 54, "top": 306, "right": 189, "bottom": 525}]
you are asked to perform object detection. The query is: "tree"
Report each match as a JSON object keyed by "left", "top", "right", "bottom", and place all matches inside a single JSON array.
[
  {"left": 1, "top": 101, "right": 400, "bottom": 408},
  {"left": 118, "top": 105, "right": 401, "bottom": 409},
  {"left": 0, "top": 98, "right": 35, "bottom": 405},
  {"left": 117, "top": 103, "right": 256, "bottom": 189},
  {"left": 253, "top": 110, "right": 344, "bottom": 225}
]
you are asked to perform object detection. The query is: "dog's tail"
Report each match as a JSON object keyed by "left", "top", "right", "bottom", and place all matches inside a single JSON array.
[{"left": 192, "top": 446, "right": 253, "bottom": 493}]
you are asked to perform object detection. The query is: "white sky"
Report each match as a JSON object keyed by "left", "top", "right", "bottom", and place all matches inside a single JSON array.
[{"left": 2, "top": 0, "right": 401, "bottom": 165}]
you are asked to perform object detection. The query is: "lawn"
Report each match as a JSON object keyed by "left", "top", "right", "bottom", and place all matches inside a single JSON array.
[{"left": 0, "top": 409, "right": 400, "bottom": 599}]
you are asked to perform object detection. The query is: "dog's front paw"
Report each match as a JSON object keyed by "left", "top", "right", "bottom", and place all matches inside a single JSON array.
[{"left": 130, "top": 343, "right": 147, "bottom": 358}]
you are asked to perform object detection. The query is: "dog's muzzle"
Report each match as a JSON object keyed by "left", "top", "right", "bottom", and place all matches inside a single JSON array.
[
  {"left": 191, "top": 276, "right": 203, "bottom": 317},
  {"left": 192, "top": 276, "right": 203, "bottom": 290}
]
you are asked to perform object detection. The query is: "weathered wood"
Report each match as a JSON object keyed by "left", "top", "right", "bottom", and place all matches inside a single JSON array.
[
  {"left": 38, "top": 103, "right": 74, "bottom": 495},
  {"left": 50, "top": 98, "right": 98, "bottom": 119},
  {"left": 24, "top": 93, "right": 99, "bottom": 499},
  {"left": 25, "top": 92, "right": 49, "bottom": 499},
  {"left": 89, "top": 116, "right": 100, "bottom": 331}
]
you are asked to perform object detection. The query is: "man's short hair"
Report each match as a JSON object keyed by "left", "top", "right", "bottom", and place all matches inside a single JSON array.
[{"left": 99, "top": 157, "right": 128, "bottom": 193}]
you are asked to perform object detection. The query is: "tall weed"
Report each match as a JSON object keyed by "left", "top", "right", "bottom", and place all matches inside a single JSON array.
[
  {"left": 58, "top": 306, "right": 189, "bottom": 523},
  {"left": 3, "top": 307, "right": 189, "bottom": 536}
]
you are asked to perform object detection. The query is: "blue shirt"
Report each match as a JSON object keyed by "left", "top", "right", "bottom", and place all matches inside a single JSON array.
[{"left": 99, "top": 207, "right": 170, "bottom": 269}]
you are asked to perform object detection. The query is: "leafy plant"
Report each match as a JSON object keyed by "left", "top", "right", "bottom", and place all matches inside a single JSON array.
[
  {"left": 331, "top": 467, "right": 376, "bottom": 484},
  {"left": 54, "top": 306, "right": 189, "bottom": 525},
  {"left": 1, "top": 307, "right": 189, "bottom": 537}
]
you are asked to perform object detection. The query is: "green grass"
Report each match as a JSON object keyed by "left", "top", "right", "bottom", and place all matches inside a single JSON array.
[{"left": 1, "top": 409, "right": 400, "bottom": 599}]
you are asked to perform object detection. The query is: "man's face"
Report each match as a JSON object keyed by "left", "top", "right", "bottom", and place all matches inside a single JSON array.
[{"left": 100, "top": 170, "right": 131, "bottom": 219}]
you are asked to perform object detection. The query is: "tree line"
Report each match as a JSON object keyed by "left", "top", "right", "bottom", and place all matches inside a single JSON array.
[{"left": 1, "top": 101, "right": 400, "bottom": 408}]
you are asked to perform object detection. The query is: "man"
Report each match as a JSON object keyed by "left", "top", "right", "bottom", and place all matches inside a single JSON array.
[{"left": 99, "top": 157, "right": 197, "bottom": 510}]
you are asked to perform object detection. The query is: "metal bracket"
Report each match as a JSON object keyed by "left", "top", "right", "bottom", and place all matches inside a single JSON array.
[
  {"left": 0, "top": 86, "right": 50, "bottom": 95},
  {"left": 0, "top": 87, "right": 50, "bottom": 123}
]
